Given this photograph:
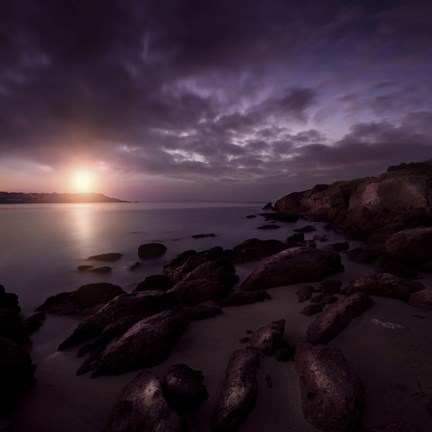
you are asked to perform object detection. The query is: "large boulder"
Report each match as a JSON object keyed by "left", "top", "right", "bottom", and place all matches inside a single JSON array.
[
  {"left": 212, "top": 348, "right": 260, "bottom": 432},
  {"left": 92, "top": 309, "right": 189, "bottom": 377},
  {"left": 168, "top": 279, "right": 230, "bottom": 306},
  {"left": 163, "top": 364, "right": 208, "bottom": 412},
  {"left": 295, "top": 343, "right": 364, "bottom": 432},
  {"left": 133, "top": 275, "right": 173, "bottom": 293},
  {"left": 138, "top": 243, "right": 167, "bottom": 259},
  {"left": 385, "top": 227, "right": 432, "bottom": 266},
  {"left": 58, "top": 291, "right": 171, "bottom": 350},
  {"left": 37, "top": 283, "right": 125, "bottom": 315},
  {"left": 163, "top": 247, "right": 226, "bottom": 282},
  {"left": 0, "top": 285, "right": 20, "bottom": 313},
  {"left": 232, "top": 238, "right": 286, "bottom": 262},
  {"left": 104, "top": 370, "right": 182, "bottom": 432},
  {"left": 306, "top": 292, "right": 374, "bottom": 345},
  {"left": 182, "top": 258, "right": 238, "bottom": 287},
  {"left": 240, "top": 247, "right": 343, "bottom": 291},
  {"left": 409, "top": 288, "right": 432, "bottom": 310},
  {"left": 249, "top": 319, "right": 285, "bottom": 356},
  {"left": 0, "top": 337, "right": 36, "bottom": 415},
  {"left": 346, "top": 273, "right": 424, "bottom": 301}
]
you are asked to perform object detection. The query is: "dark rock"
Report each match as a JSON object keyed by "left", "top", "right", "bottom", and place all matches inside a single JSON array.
[
  {"left": 58, "top": 291, "right": 171, "bottom": 350},
  {"left": 128, "top": 261, "right": 141, "bottom": 271},
  {"left": 182, "top": 257, "right": 238, "bottom": 287},
  {"left": 346, "top": 273, "right": 425, "bottom": 301},
  {"left": 296, "top": 285, "right": 314, "bottom": 302},
  {"left": 374, "top": 256, "right": 418, "bottom": 278},
  {"left": 37, "top": 283, "right": 124, "bottom": 315},
  {"left": 92, "top": 309, "right": 189, "bottom": 377},
  {"left": 346, "top": 247, "right": 378, "bottom": 263},
  {"left": 0, "top": 286, "right": 20, "bottom": 313},
  {"left": 326, "top": 241, "right": 350, "bottom": 251},
  {"left": 212, "top": 348, "right": 260, "bottom": 432},
  {"left": 168, "top": 278, "right": 230, "bottom": 306},
  {"left": 385, "top": 227, "right": 432, "bottom": 265},
  {"left": 241, "top": 247, "right": 343, "bottom": 291},
  {"left": 103, "top": 370, "right": 182, "bottom": 432},
  {"left": 87, "top": 253, "right": 122, "bottom": 262},
  {"left": 274, "top": 342, "right": 294, "bottom": 362},
  {"left": 310, "top": 294, "right": 338, "bottom": 305},
  {"left": 286, "top": 232, "right": 305, "bottom": 243},
  {"left": 257, "top": 224, "right": 280, "bottom": 230},
  {"left": 0, "top": 337, "right": 35, "bottom": 415},
  {"left": 0, "top": 309, "right": 28, "bottom": 344},
  {"left": 293, "top": 224, "right": 316, "bottom": 233},
  {"left": 218, "top": 291, "right": 271, "bottom": 307},
  {"left": 262, "top": 202, "right": 273, "bottom": 210},
  {"left": 409, "top": 288, "right": 432, "bottom": 310},
  {"left": 307, "top": 292, "right": 374, "bottom": 345},
  {"left": 295, "top": 343, "right": 364, "bottom": 432},
  {"left": 240, "top": 337, "right": 250, "bottom": 343},
  {"left": 77, "top": 265, "right": 93, "bottom": 272},
  {"left": 246, "top": 215, "right": 256, "bottom": 219},
  {"left": 90, "top": 266, "right": 111, "bottom": 274},
  {"left": 163, "top": 247, "right": 225, "bottom": 282},
  {"left": 245, "top": 330, "right": 253, "bottom": 334},
  {"left": 313, "top": 234, "right": 328, "bottom": 242},
  {"left": 138, "top": 242, "right": 167, "bottom": 259},
  {"left": 192, "top": 233, "right": 216, "bottom": 238},
  {"left": 163, "top": 364, "right": 208, "bottom": 412},
  {"left": 319, "top": 279, "right": 342, "bottom": 295},
  {"left": 300, "top": 304, "right": 325, "bottom": 316},
  {"left": 249, "top": 319, "right": 285, "bottom": 356},
  {"left": 185, "top": 302, "right": 222, "bottom": 321},
  {"left": 133, "top": 275, "right": 173, "bottom": 292},
  {"left": 232, "top": 238, "right": 287, "bottom": 263},
  {"left": 259, "top": 212, "right": 300, "bottom": 223}
]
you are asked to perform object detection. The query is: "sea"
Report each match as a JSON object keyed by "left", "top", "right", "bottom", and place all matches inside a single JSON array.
[{"left": 1, "top": 202, "right": 432, "bottom": 432}]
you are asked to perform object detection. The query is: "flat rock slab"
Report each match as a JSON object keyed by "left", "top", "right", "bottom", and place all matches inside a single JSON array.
[
  {"left": 104, "top": 370, "right": 182, "bottom": 432},
  {"left": 92, "top": 309, "right": 189, "bottom": 377},
  {"left": 240, "top": 247, "right": 343, "bottom": 291},
  {"left": 307, "top": 292, "right": 374, "bottom": 345},
  {"left": 249, "top": 319, "right": 285, "bottom": 356},
  {"left": 37, "top": 283, "right": 124, "bottom": 315},
  {"left": 212, "top": 348, "right": 260, "bottom": 432},
  {"left": 295, "top": 343, "right": 364, "bottom": 432},
  {"left": 346, "top": 273, "right": 424, "bottom": 301},
  {"left": 58, "top": 291, "right": 171, "bottom": 350}
]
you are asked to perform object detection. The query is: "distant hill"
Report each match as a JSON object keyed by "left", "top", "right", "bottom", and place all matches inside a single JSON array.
[{"left": 0, "top": 192, "right": 127, "bottom": 204}]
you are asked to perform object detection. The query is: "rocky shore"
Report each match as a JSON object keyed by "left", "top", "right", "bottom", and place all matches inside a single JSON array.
[{"left": 3, "top": 160, "right": 432, "bottom": 431}]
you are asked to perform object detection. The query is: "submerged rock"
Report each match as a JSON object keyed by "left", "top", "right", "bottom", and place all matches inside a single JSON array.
[
  {"left": 163, "top": 364, "right": 208, "bottom": 412},
  {"left": 104, "top": 370, "right": 182, "bottom": 432},
  {"left": 306, "top": 292, "right": 374, "bottom": 345},
  {"left": 240, "top": 247, "right": 343, "bottom": 291},
  {"left": 37, "top": 283, "right": 124, "bottom": 315},
  {"left": 87, "top": 253, "right": 122, "bottom": 262},
  {"left": 90, "top": 266, "right": 112, "bottom": 274},
  {"left": 212, "top": 348, "right": 260, "bottom": 432},
  {"left": 92, "top": 309, "right": 189, "bottom": 377},
  {"left": 295, "top": 343, "right": 364, "bottom": 432},
  {"left": 249, "top": 319, "right": 285, "bottom": 356},
  {"left": 232, "top": 238, "right": 287, "bottom": 263},
  {"left": 346, "top": 273, "right": 424, "bottom": 301},
  {"left": 58, "top": 291, "right": 171, "bottom": 350},
  {"left": 138, "top": 243, "right": 167, "bottom": 259}
]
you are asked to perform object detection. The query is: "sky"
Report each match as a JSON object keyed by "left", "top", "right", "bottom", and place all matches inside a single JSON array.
[{"left": 0, "top": 0, "right": 431, "bottom": 202}]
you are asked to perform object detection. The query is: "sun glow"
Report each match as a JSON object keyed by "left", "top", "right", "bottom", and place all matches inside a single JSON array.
[{"left": 70, "top": 170, "right": 96, "bottom": 193}]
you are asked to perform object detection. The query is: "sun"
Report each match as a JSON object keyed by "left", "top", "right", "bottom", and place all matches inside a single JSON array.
[{"left": 70, "top": 170, "right": 96, "bottom": 193}]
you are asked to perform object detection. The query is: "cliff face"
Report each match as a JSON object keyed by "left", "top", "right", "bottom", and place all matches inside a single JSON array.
[{"left": 274, "top": 161, "right": 432, "bottom": 241}]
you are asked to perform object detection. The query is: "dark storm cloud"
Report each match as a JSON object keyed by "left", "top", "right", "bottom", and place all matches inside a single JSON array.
[{"left": 1, "top": 0, "right": 432, "bottom": 198}]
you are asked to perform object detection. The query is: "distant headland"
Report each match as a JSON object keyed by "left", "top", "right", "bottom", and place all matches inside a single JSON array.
[{"left": 0, "top": 192, "right": 127, "bottom": 204}]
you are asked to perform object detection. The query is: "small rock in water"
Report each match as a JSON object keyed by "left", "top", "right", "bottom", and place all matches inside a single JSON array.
[
  {"left": 127, "top": 261, "right": 141, "bottom": 271},
  {"left": 134, "top": 274, "right": 173, "bottom": 292},
  {"left": 257, "top": 224, "right": 281, "bottom": 230},
  {"left": 138, "top": 242, "right": 167, "bottom": 259},
  {"left": 246, "top": 215, "right": 256, "bottom": 219},
  {"left": 293, "top": 224, "right": 316, "bottom": 233},
  {"left": 87, "top": 253, "right": 122, "bottom": 262},
  {"left": 77, "top": 265, "right": 93, "bottom": 272},
  {"left": 90, "top": 266, "right": 111, "bottom": 274},
  {"left": 296, "top": 285, "right": 314, "bottom": 303},
  {"left": 192, "top": 233, "right": 216, "bottom": 238},
  {"left": 239, "top": 337, "right": 250, "bottom": 344}
]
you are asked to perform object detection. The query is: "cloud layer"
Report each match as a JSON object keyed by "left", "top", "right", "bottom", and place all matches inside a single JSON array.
[{"left": 1, "top": 0, "right": 431, "bottom": 200}]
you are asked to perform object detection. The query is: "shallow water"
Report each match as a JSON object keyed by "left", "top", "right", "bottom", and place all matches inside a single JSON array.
[{"left": 1, "top": 202, "right": 432, "bottom": 431}]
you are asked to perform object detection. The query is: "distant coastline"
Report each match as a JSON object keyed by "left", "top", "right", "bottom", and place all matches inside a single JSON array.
[{"left": 0, "top": 191, "right": 127, "bottom": 204}]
